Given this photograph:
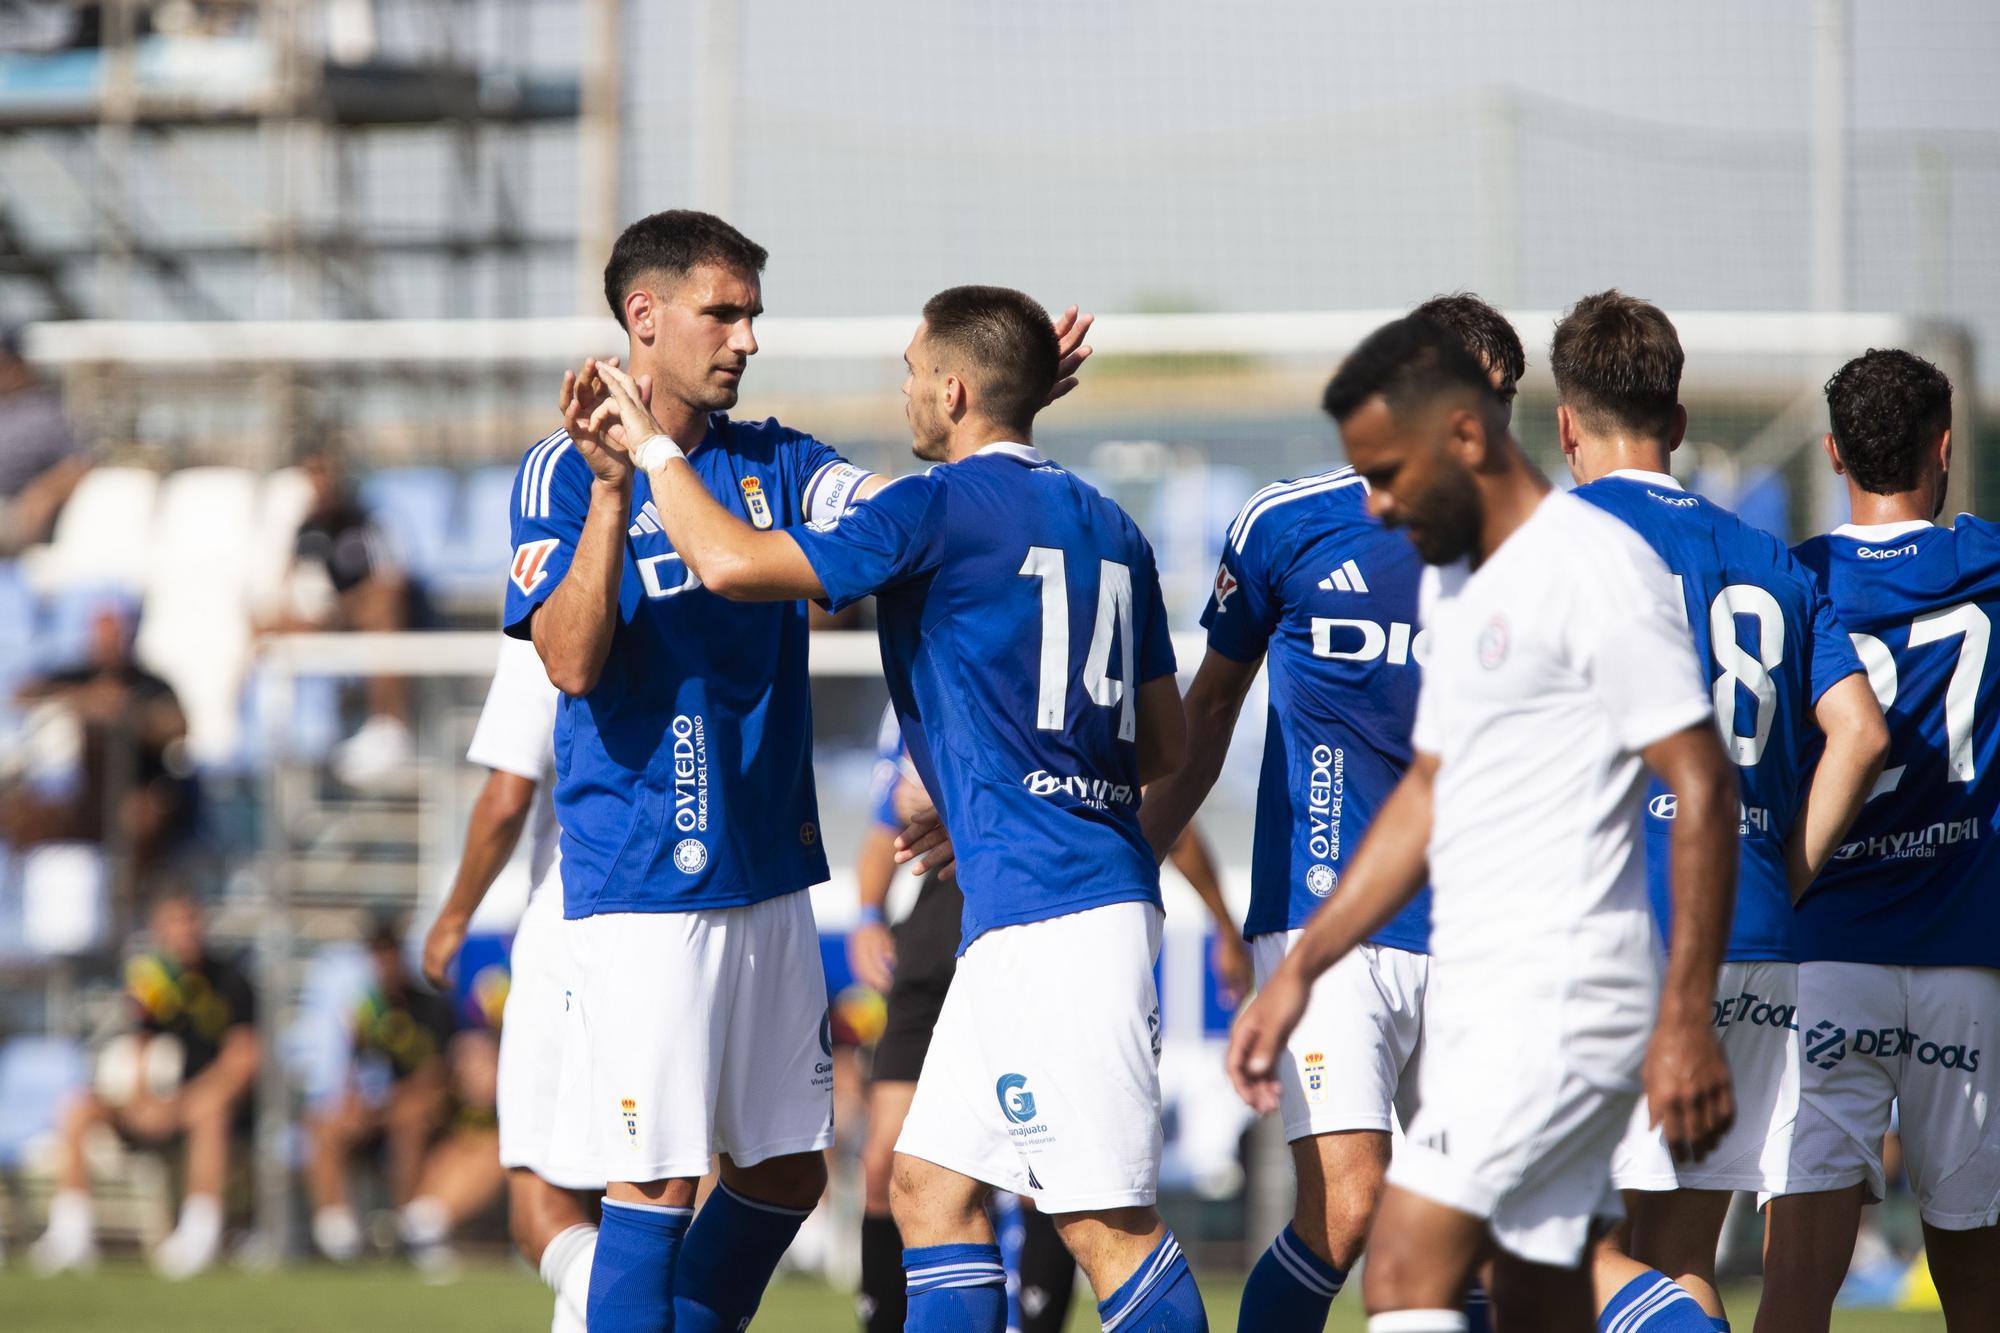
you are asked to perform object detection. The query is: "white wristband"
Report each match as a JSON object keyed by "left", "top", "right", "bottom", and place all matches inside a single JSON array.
[{"left": 635, "top": 433, "right": 685, "bottom": 471}]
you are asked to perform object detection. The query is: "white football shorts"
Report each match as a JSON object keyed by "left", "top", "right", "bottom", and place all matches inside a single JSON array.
[
  {"left": 895, "top": 900, "right": 1164, "bottom": 1215},
  {"left": 549, "top": 888, "right": 835, "bottom": 1183},
  {"left": 1250, "top": 933, "right": 1427, "bottom": 1143},
  {"left": 1783, "top": 962, "right": 2000, "bottom": 1230},
  {"left": 1388, "top": 926, "right": 1655, "bottom": 1267},
  {"left": 1612, "top": 960, "right": 1801, "bottom": 1195},
  {"left": 496, "top": 885, "right": 599, "bottom": 1189}
]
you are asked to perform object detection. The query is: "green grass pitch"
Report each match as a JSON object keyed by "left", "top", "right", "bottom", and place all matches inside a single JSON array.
[{"left": 0, "top": 1264, "right": 1945, "bottom": 1330}]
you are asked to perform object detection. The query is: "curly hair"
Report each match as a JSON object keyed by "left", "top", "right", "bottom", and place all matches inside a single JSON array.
[
  {"left": 1412, "top": 293, "right": 1525, "bottom": 398},
  {"left": 1823, "top": 349, "right": 1954, "bottom": 496}
]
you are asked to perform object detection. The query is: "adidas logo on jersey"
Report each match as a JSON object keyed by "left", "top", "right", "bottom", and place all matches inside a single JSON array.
[
  {"left": 628, "top": 500, "right": 665, "bottom": 537},
  {"left": 1318, "top": 560, "right": 1369, "bottom": 593}
]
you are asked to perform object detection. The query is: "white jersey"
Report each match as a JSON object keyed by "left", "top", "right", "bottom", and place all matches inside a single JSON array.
[
  {"left": 1413, "top": 491, "right": 1711, "bottom": 996},
  {"left": 466, "top": 634, "right": 561, "bottom": 905}
]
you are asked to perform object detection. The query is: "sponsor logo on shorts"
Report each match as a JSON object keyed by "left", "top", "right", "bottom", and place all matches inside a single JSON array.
[
  {"left": 996, "top": 1072, "right": 1043, "bottom": 1133},
  {"left": 1306, "top": 744, "right": 1344, "bottom": 871},
  {"left": 1147, "top": 1006, "right": 1162, "bottom": 1061},
  {"left": 1805, "top": 1021, "right": 1847, "bottom": 1070},
  {"left": 1022, "top": 770, "right": 1135, "bottom": 809},
  {"left": 1805, "top": 1018, "right": 1983, "bottom": 1072},
  {"left": 672, "top": 713, "right": 710, "bottom": 836},
  {"left": 620, "top": 1097, "right": 639, "bottom": 1144},
  {"left": 1303, "top": 1050, "right": 1327, "bottom": 1105},
  {"left": 813, "top": 1007, "right": 835, "bottom": 1090},
  {"left": 673, "top": 838, "right": 707, "bottom": 874},
  {"left": 1833, "top": 817, "right": 1980, "bottom": 863},
  {"left": 1713, "top": 988, "right": 1798, "bottom": 1032},
  {"left": 1478, "top": 615, "right": 1509, "bottom": 670}
]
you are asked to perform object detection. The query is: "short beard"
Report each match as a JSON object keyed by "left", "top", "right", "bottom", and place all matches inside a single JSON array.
[{"left": 1407, "top": 463, "right": 1484, "bottom": 566}]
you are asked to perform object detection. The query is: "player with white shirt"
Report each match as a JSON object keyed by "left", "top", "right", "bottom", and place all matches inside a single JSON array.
[
  {"left": 1758, "top": 349, "right": 2000, "bottom": 1333},
  {"left": 1551, "top": 292, "right": 1889, "bottom": 1333},
  {"left": 1227, "top": 314, "right": 1739, "bottom": 1333},
  {"left": 418, "top": 635, "right": 598, "bottom": 1333},
  {"left": 1142, "top": 292, "right": 1524, "bottom": 1333}
]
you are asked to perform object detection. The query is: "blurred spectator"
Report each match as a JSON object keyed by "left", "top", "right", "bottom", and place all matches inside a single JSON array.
[
  {"left": 2, "top": 598, "right": 198, "bottom": 879},
  {"left": 27, "top": 891, "right": 260, "bottom": 1278},
  {"left": 396, "top": 1026, "right": 508, "bottom": 1275},
  {"left": 304, "top": 916, "right": 459, "bottom": 1264},
  {"left": 0, "top": 325, "right": 89, "bottom": 556},
  {"left": 267, "top": 446, "right": 416, "bottom": 792}
]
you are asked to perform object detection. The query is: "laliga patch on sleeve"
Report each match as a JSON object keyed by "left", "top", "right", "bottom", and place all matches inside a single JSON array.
[
  {"left": 511, "top": 538, "right": 562, "bottom": 595},
  {"left": 1212, "top": 561, "right": 1240, "bottom": 610}
]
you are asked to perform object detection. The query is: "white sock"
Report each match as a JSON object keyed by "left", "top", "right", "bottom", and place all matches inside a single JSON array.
[
  {"left": 399, "top": 1196, "right": 451, "bottom": 1250},
  {"left": 539, "top": 1222, "right": 598, "bottom": 1328},
  {"left": 46, "top": 1189, "right": 95, "bottom": 1243},
  {"left": 313, "top": 1205, "right": 364, "bottom": 1261},
  {"left": 174, "top": 1193, "right": 223, "bottom": 1244},
  {"left": 1368, "top": 1314, "right": 1469, "bottom": 1333}
]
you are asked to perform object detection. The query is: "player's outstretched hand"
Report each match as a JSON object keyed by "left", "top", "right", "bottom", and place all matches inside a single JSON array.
[
  {"left": 1047, "top": 306, "right": 1094, "bottom": 404},
  {"left": 893, "top": 807, "right": 956, "bottom": 882},
  {"left": 420, "top": 909, "right": 468, "bottom": 989},
  {"left": 1645, "top": 1015, "right": 1736, "bottom": 1163},
  {"left": 847, "top": 920, "right": 897, "bottom": 994},
  {"left": 1226, "top": 962, "right": 1309, "bottom": 1113},
  {"left": 562, "top": 356, "right": 637, "bottom": 487}
]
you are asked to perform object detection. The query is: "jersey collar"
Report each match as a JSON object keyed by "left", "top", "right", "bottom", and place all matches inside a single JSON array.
[
  {"left": 1833, "top": 519, "right": 1934, "bottom": 542},
  {"left": 974, "top": 441, "right": 1048, "bottom": 466},
  {"left": 1605, "top": 467, "right": 1682, "bottom": 490}
]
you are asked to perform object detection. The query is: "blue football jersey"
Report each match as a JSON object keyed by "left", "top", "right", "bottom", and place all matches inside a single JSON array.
[
  {"left": 1791, "top": 517, "right": 2000, "bottom": 967},
  {"left": 791, "top": 443, "right": 1177, "bottom": 951},
  {"left": 1202, "top": 468, "right": 1430, "bottom": 949},
  {"left": 1577, "top": 471, "right": 1863, "bottom": 962},
  {"left": 869, "top": 703, "right": 905, "bottom": 834},
  {"left": 503, "top": 416, "right": 850, "bottom": 918}
]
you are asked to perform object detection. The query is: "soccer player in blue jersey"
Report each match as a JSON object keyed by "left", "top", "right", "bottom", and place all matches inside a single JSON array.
[
  {"left": 1549, "top": 292, "right": 1889, "bottom": 1333},
  {"left": 507, "top": 210, "right": 1091, "bottom": 1333},
  {"left": 578, "top": 284, "right": 1208, "bottom": 1333},
  {"left": 1142, "top": 293, "right": 1523, "bottom": 1333},
  {"left": 1758, "top": 349, "right": 2000, "bottom": 1333}
]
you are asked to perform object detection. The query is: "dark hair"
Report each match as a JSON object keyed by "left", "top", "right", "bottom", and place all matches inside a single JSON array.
[
  {"left": 1824, "top": 348, "right": 1953, "bottom": 495},
  {"left": 1548, "top": 289, "right": 1683, "bottom": 442},
  {"left": 920, "top": 285, "right": 1059, "bottom": 431},
  {"left": 1412, "top": 292, "right": 1524, "bottom": 395},
  {"left": 1321, "top": 315, "right": 1499, "bottom": 425},
  {"left": 603, "top": 210, "right": 768, "bottom": 328}
]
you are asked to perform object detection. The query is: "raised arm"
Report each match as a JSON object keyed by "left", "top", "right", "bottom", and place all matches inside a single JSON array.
[
  {"left": 1140, "top": 648, "right": 1261, "bottom": 860},
  {"left": 1639, "top": 719, "right": 1739, "bottom": 1161},
  {"left": 527, "top": 361, "right": 636, "bottom": 694},
  {"left": 1225, "top": 752, "right": 1438, "bottom": 1110},
  {"left": 1788, "top": 672, "right": 1890, "bottom": 896},
  {"left": 593, "top": 361, "right": 825, "bottom": 602}
]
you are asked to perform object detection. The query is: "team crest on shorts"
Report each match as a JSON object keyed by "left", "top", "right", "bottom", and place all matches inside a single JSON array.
[
  {"left": 1303, "top": 1051, "right": 1327, "bottom": 1104},
  {"left": 673, "top": 838, "right": 708, "bottom": 874},
  {"left": 1477, "top": 614, "right": 1510, "bottom": 669},
  {"left": 1306, "top": 864, "right": 1336, "bottom": 897},
  {"left": 620, "top": 1097, "right": 639, "bottom": 1143},
  {"left": 740, "top": 476, "right": 774, "bottom": 529}
]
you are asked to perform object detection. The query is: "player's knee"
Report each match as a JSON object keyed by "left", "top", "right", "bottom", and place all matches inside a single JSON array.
[
  {"left": 889, "top": 1156, "right": 977, "bottom": 1239},
  {"left": 1294, "top": 1178, "right": 1379, "bottom": 1268},
  {"left": 730, "top": 1150, "right": 827, "bottom": 1213}
]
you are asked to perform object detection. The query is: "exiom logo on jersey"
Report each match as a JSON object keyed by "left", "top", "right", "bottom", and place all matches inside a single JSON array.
[{"left": 1318, "top": 559, "right": 1370, "bottom": 593}]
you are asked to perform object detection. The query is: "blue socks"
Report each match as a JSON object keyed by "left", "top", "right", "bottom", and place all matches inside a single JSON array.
[
  {"left": 1098, "top": 1231, "right": 1208, "bottom": 1331},
  {"left": 587, "top": 1199, "right": 693, "bottom": 1333},
  {"left": 1596, "top": 1270, "right": 1715, "bottom": 1332},
  {"left": 672, "top": 1181, "right": 815, "bottom": 1332},
  {"left": 1712, "top": 1321, "right": 1732, "bottom": 1332},
  {"left": 905, "top": 1242, "right": 1008, "bottom": 1332},
  {"left": 1239, "top": 1224, "right": 1345, "bottom": 1330},
  {"left": 1464, "top": 1282, "right": 1493, "bottom": 1333}
]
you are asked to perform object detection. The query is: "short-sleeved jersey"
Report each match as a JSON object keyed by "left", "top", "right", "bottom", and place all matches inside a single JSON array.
[
  {"left": 124, "top": 951, "right": 257, "bottom": 1080},
  {"left": 466, "top": 634, "right": 562, "bottom": 906},
  {"left": 1575, "top": 471, "right": 1864, "bottom": 962},
  {"left": 1202, "top": 468, "right": 1430, "bottom": 949},
  {"left": 352, "top": 985, "right": 456, "bottom": 1083},
  {"left": 792, "top": 443, "right": 1177, "bottom": 952},
  {"left": 1413, "top": 493, "right": 1712, "bottom": 987},
  {"left": 1790, "top": 517, "right": 2000, "bottom": 967},
  {"left": 504, "top": 417, "right": 855, "bottom": 918}
]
